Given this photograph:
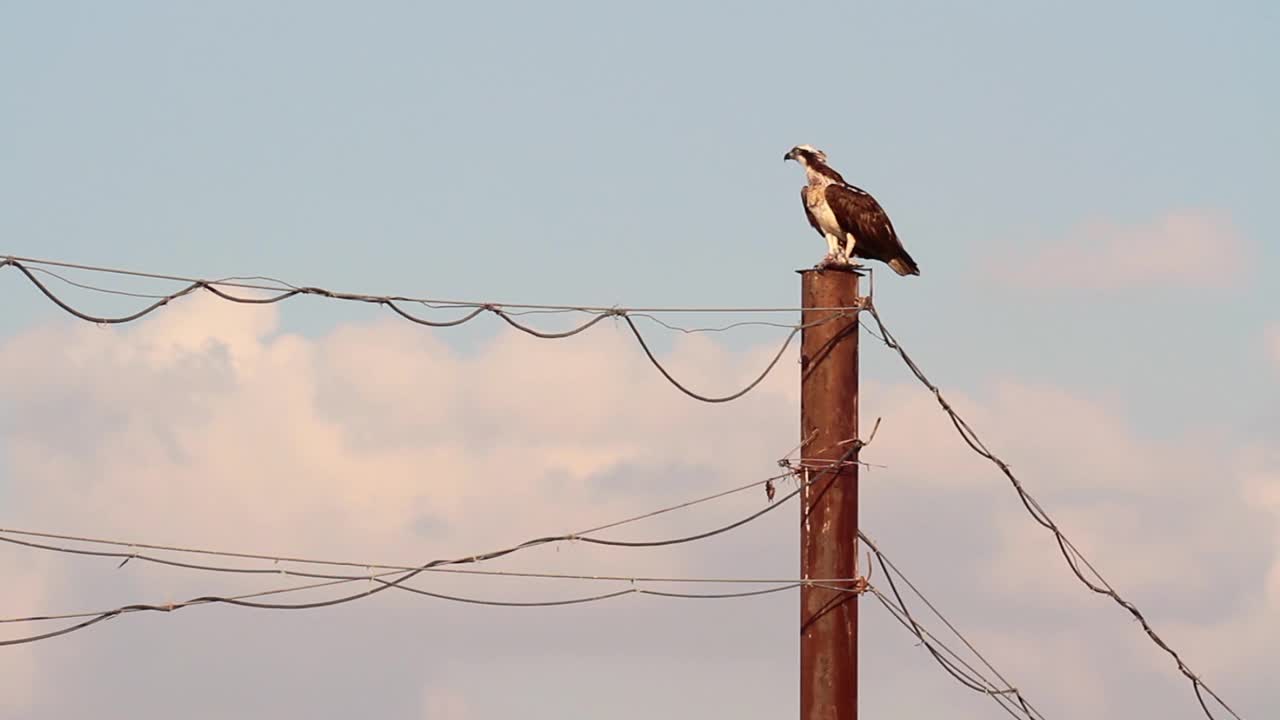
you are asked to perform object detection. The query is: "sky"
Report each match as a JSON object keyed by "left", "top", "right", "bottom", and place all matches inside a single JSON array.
[{"left": 1, "top": 1, "right": 1277, "bottom": 718}]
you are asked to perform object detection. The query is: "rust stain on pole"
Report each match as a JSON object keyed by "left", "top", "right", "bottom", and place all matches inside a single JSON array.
[{"left": 800, "top": 267, "right": 860, "bottom": 720}]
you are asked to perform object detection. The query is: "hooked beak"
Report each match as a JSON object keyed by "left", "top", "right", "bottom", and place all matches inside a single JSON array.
[{"left": 783, "top": 150, "right": 796, "bottom": 162}]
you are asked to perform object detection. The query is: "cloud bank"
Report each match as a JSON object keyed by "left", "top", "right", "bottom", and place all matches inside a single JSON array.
[{"left": 0, "top": 296, "right": 1275, "bottom": 719}]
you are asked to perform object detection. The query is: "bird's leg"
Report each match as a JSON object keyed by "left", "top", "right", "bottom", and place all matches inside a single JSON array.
[
  {"left": 842, "top": 235, "right": 857, "bottom": 265},
  {"left": 816, "top": 234, "right": 841, "bottom": 269},
  {"left": 824, "top": 233, "right": 840, "bottom": 261},
  {"left": 842, "top": 234, "right": 864, "bottom": 268}
]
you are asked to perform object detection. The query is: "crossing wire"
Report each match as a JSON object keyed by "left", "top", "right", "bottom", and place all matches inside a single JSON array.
[
  {"left": 1, "top": 447, "right": 859, "bottom": 645},
  {"left": 863, "top": 301, "right": 1242, "bottom": 720}
]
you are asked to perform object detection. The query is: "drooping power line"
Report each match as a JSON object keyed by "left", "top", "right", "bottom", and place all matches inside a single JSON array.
[
  {"left": 0, "top": 255, "right": 859, "bottom": 404},
  {"left": 863, "top": 301, "right": 1242, "bottom": 720},
  {"left": 2, "top": 573, "right": 817, "bottom": 626},
  {"left": 0, "top": 469, "right": 866, "bottom": 589},
  {"left": 856, "top": 530, "right": 1046, "bottom": 720},
  {"left": 15, "top": 261, "right": 837, "bottom": 333},
  {"left": 864, "top": 583, "right": 1031, "bottom": 720},
  {"left": 0, "top": 525, "right": 857, "bottom": 586},
  {"left": 0, "top": 449, "right": 859, "bottom": 645},
  {"left": 2, "top": 254, "right": 861, "bottom": 314}
]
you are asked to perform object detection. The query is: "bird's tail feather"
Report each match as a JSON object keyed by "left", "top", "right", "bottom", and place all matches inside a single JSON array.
[{"left": 888, "top": 256, "right": 920, "bottom": 277}]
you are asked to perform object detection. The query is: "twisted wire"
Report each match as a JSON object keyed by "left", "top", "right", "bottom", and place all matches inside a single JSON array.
[
  {"left": 0, "top": 470, "right": 797, "bottom": 580},
  {"left": 0, "top": 468, "right": 829, "bottom": 590},
  {"left": 0, "top": 525, "right": 853, "bottom": 586},
  {"left": 381, "top": 579, "right": 807, "bottom": 606},
  {"left": 0, "top": 575, "right": 387, "bottom": 644},
  {"left": 1, "top": 451, "right": 856, "bottom": 645},
  {"left": 3, "top": 576, "right": 814, "bottom": 627},
  {"left": 0, "top": 256, "right": 836, "bottom": 404},
  {"left": 857, "top": 531, "right": 1045, "bottom": 720},
  {"left": 864, "top": 584, "right": 1029, "bottom": 720},
  {"left": 3, "top": 254, "right": 862, "bottom": 313},
  {"left": 863, "top": 301, "right": 1242, "bottom": 720}
]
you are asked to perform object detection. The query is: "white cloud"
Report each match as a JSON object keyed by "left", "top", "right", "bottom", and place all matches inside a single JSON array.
[
  {"left": 996, "top": 209, "right": 1250, "bottom": 290},
  {"left": 0, "top": 297, "right": 1275, "bottom": 719}
]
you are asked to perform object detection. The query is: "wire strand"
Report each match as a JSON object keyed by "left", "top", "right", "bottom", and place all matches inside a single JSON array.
[
  {"left": 863, "top": 584, "right": 1030, "bottom": 720},
  {"left": 3, "top": 576, "right": 816, "bottom": 626},
  {"left": 20, "top": 261, "right": 837, "bottom": 335},
  {"left": 0, "top": 470, "right": 798, "bottom": 577},
  {"left": 0, "top": 525, "right": 862, "bottom": 591},
  {"left": 378, "top": 579, "right": 807, "bottom": 607},
  {"left": 1, "top": 254, "right": 863, "bottom": 314},
  {"left": 856, "top": 531, "right": 1046, "bottom": 720},
  {"left": 0, "top": 450, "right": 857, "bottom": 645},
  {"left": 0, "top": 256, "right": 832, "bottom": 404},
  {"left": 863, "top": 301, "right": 1242, "bottom": 720}
]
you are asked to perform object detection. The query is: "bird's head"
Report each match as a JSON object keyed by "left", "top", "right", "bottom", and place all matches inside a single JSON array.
[{"left": 783, "top": 144, "right": 828, "bottom": 167}]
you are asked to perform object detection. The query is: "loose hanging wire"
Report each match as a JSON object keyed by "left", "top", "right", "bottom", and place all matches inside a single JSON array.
[
  {"left": 1, "top": 447, "right": 860, "bottom": 645},
  {"left": 855, "top": 530, "right": 1046, "bottom": 720},
  {"left": 0, "top": 468, "right": 833, "bottom": 586},
  {"left": 0, "top": 255, "right": 862, "bottom": 404},
  {"left": 863, "top": 301, "right": 1242, "bottom": 720}
]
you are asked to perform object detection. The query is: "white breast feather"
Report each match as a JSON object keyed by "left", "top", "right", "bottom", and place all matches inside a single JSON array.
[{"left": 806, "top": 188, "right": 842, "bottom": 238}]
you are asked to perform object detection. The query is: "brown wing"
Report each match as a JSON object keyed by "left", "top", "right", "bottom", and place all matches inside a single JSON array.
[{"left": 824, "top": 184, "right": 919, "bottom": 275}]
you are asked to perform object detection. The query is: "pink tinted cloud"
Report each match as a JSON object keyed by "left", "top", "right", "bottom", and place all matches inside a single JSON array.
[
  {"left": 0, "top": 297, "right": 1276, "bottom": 718},
  {"left": 999, "top": 210, "right": 1250, "bottom": 290},
  {"left": 422, "top": 685, "right": 469, "bottom": 720},
  {"left": 0, "top": 295, "right": 797, "bottom": 567},
  {"left": 0, "top": 557, "right": 46, "bottom": 713}
]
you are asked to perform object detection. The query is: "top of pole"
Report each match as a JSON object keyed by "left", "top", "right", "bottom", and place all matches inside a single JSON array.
[{"left": 796, "top": 265, "right": 866, "bottom": 277}]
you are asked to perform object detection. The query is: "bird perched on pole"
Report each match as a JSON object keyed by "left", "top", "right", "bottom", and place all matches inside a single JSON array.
[{"left": 784, "top": 145, "right": 920, "bottom": 276}]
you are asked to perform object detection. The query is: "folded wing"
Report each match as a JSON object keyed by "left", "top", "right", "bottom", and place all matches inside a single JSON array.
[{"left": 824, "top": 184, "right": 920, "bottom": 276}]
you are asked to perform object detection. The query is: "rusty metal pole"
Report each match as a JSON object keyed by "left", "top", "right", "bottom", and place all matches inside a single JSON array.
[{"left": 799, "top": 267, "right": 860, "bottom": 720}]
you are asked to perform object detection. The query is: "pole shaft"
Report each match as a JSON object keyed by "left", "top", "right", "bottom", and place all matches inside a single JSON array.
[{"left": 800, "top": 268, "right": 860, "bottom": 720}]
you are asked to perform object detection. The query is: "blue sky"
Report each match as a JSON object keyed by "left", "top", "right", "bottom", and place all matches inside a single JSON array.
[
  {"left": 3, "top": 1, "right": 1276, "bottom": 430},
  {"left": 1, "top": 2, "right": 1277, "bottom": 719}
]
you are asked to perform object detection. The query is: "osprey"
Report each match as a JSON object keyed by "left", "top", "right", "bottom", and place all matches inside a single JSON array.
[{"left": 784, "top": 145, "right": 920, "bottom": 276}]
